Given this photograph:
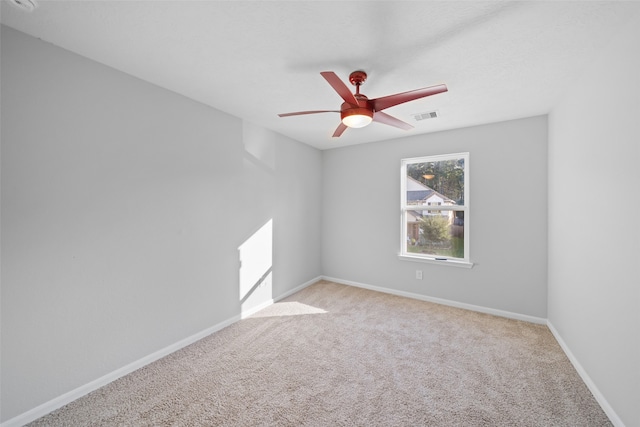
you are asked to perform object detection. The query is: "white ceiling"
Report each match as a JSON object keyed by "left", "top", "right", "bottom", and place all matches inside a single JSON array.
[{"left": 2, "top": 1, "right": 639, "bottom": 150}]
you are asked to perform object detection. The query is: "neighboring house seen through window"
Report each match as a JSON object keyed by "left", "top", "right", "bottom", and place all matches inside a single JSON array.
[{"left": 400, "top": 153, "right": 471, "bottom": 267}]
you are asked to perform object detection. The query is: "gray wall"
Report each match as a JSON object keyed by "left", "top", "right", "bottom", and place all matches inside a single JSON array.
[
  {"left": 322, "top": 116, "right": 548, "bottom": 319},
  {"left": 548, "top": 18, "right": 640, "bottom": 427},
  {"left": 0, "top": 26, "right": 322, "bottom": 421}
]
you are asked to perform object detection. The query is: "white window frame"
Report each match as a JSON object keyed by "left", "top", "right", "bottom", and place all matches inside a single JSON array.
[{"left": 399, "top": 152, "right": 473, "bottom": 268}]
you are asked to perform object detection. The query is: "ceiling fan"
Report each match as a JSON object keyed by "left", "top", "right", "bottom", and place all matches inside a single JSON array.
[{"left": 279, "top": 71, "right": 448, "bottom": 138}]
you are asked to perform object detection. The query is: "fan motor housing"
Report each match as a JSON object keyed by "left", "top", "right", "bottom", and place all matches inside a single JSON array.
[
  {"left": 341, "top": 105, "right": 373, "bottom": 122},
  {"left": 340, "top": 95, "right": 373, "bottom": 128},
  {"left": 341, "top": 93, "right": 373, "bottom": 115}
]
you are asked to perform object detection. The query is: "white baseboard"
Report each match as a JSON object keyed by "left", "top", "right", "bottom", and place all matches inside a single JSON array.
[
  {"left": 241, "top": 299, "right": 275, "bottom": 319},
  {"left": 1, "top": 275, "right": 322, "bottom": 427},
  {"left": 324, "top": 276, "right": 623, "bottom": 426},
  {"left": 546, "top": 321, "right": 625, "bottom": 427},
  {"left": 322, "top": 276, "right": 547, "bottom": 324},
  {"left": 239, "top": 275, "right": 321, "bottom": 319},
  {"left": 274, "top": 275, "right": 321, "bottom": 302},
  {"left": 9, "top": 276, "right": 622, "bottom": 427}
]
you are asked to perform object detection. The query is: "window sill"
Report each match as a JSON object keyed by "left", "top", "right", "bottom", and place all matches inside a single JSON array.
[{"left": 398, "top": 254, "right": 474, "bottom": 269}]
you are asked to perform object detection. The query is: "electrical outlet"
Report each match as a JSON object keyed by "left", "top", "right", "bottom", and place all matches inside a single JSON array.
[{"left": 416, "top": 270, "right": 423, "bottom": 280}]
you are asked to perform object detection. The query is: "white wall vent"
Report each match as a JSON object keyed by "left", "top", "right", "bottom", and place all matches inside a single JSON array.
[{"left": 413, "top": 111, "right": 439, "bottom": 121}]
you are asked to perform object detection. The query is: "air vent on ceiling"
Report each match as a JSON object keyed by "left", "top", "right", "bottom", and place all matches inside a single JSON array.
[
  {"left": 413, "top": 111, "right": 439, "bottom": 121},
  {"left": 6, "top": 0, "right": 37, "bottom": 12}
]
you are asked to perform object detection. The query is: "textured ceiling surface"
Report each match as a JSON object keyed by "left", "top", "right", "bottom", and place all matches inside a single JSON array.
[{"left": 2, "top": 1, "right": 639, "bottom": 149}]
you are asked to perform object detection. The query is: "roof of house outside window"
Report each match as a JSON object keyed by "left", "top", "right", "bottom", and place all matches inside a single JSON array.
[{"left": 406, "top": 176, "right": 455, "bottom": 204}]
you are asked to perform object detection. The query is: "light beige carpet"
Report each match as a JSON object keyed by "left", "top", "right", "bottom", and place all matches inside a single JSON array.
[{"left": 29, "top": 280, "right": 611, "bottom": 426}]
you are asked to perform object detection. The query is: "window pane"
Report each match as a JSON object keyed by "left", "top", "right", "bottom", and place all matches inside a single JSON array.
[
  {"left": 406, "top": 158, "right": 465, "bottom": 205},
  {"left": 405, "top": 210, "right": 464, "bottom": 259}
]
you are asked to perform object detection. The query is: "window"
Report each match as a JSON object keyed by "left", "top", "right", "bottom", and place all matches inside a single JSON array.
[
  {"left": 427, "top": 201, "right": 442, "bottom": 214},
  {"left": 400, "top": 152, "right": 471, "bottom": 267}
]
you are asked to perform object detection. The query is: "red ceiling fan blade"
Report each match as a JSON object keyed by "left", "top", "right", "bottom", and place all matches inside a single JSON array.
[
  {"left": 278, "top": 110, "right": 339, "bottom": 117},
  {"left": 372, "top": 84, "right": 448, "bottom": 112},
  {"left": 332, "top": 122, "right": 348, "bottom": 138},
  {"left": 320, "top": 71, "right": 358, "bottom": 106},
  {"left": 373, "top": 111, "right": 414, "bottom": 131}
]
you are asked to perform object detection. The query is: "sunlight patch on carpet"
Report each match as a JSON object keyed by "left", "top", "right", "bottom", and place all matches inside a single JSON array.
[{"left": 251, "top": 301, "right": 327, "bottom": 317}]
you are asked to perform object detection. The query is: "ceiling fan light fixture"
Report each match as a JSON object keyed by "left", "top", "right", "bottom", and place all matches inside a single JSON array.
[
  {"left": 279, "top": 70, "right": 447, "bottom": 138},
  {"left": 341, "top": 108, "right": 373, "bottom": 128}
]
